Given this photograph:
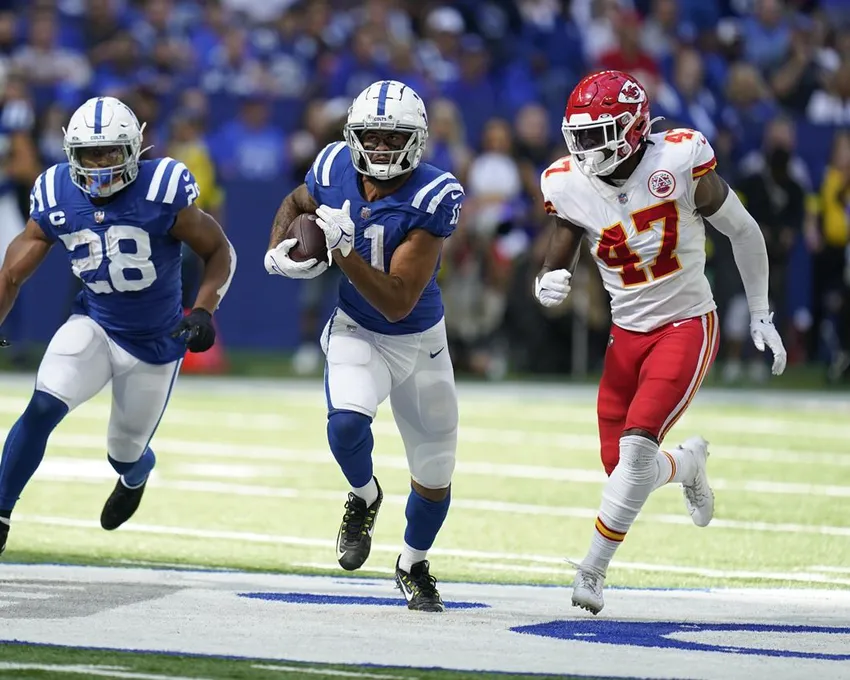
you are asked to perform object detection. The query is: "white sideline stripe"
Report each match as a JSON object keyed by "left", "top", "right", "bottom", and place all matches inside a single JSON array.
[
  {"left": 253, "top": 665, "right": 413, "bottom": 680},
  {"left": 293, "top": 562, "right": 396, "bottom": 576},
  {"left": 463, "top": 562, "right": 850, "bottom": 587},
  {"left": 292, "top": 559, "right": 850, "bottom": 587},
  {"left": 1, "top": 398, "right": 848, "bottom": 462},
  {"left": 30, "top": 472, "right": 850, "bottom": 538},
  {"left": 17, "top": 514, "right": 847, "bottom": 587},
  {"left": 0, "top": 664, "right": 214, "bottom": 680},
  {"left": 20, "top": 424, "right": 850, "bottom": 500}
]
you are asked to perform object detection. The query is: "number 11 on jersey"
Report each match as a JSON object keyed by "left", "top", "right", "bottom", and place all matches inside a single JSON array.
[{"left": 364, "top": 224, "right": 385, "bottom": 272}]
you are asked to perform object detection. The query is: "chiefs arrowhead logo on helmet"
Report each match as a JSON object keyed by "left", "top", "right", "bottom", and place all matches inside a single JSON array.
[
  {"left": 561, "top": 70, "right": 655, "bottom": 177},
  {"left": 618, "top": 81, "right": 645, "bottom": 104}
]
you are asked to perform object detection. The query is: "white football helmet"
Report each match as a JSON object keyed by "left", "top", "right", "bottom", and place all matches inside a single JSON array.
[
  {"left": 343, "top": 80, "right": 428, "bottom": 181},
  {"left": 63, "top": 96, "right": 147, "bottom": 198}
]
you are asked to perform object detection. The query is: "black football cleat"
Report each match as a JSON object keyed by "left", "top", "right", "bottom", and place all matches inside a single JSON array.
[
  {"left": 101, "top": 478, "right": 148, "bottom": 531},
  {"left": 395, "top": 557, "right": 445, "bottom": 612},
  {"left": 0, "top": 520, "right": 8, "bottom": 556},
  {"left": 336, "top": 477, "right": 382, "bottom": 571}
]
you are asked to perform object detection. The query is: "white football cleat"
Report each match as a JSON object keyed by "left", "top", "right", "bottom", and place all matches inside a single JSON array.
[
  {"left": 571, "top": 563, "right": 606, "bottom": 615},
  {"left": 680, "top": 436, "right": 714, "bottom": 527}
]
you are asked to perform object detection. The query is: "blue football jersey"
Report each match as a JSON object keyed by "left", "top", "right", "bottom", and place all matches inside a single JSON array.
[
  {"left": 29, "top": 158, "right": 202, "bottom": 364},
  {"left": 305, "top": 141, "right": 464, "bottom": 335}
]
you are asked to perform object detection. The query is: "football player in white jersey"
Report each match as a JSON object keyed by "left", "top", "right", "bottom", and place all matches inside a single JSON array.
[{"left": 535, "top": 70, "right": 787, "bottom": 614}]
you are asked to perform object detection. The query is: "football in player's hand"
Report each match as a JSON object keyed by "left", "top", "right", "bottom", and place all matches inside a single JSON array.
[{"left": 286, "top": 213, "right": 328, "bottom": 263}]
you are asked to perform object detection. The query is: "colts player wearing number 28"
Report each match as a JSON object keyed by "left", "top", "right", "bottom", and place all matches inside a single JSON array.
[
  {"left": 536, "top": 71, "right": 787, "bottom": 614},
  {"left": 0, "top": 96, "right": 236, "bottom": 556},
  {"left": 265, "top": 80, "right": 464, "bottom": 611}
]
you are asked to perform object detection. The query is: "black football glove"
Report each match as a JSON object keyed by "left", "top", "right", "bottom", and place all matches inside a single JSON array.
[{"left": 171, "top": 308, "right": 216, "bottom": 353}]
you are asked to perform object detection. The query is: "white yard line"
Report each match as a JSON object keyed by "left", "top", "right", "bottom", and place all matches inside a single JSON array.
[
  {"left": 14, "top": 514, "right": 850, "bottom": 586},
  {"left": 1, "top": 396, "right": 849, "bottom": 450},
  {"left": 21, "top": 423, "right": 850, "bottom": 498},
  {"left": 0, "top": 664, "right": 214, "bottom": 680},
  {"left": 252, "top": 665, "right": 413, "bottom": 680},
  {"left": 3, "top": 373, "right": 849, "bottom": 408},
  {"left": 29, "top": 463, "right": 850, "bottom": 537}
]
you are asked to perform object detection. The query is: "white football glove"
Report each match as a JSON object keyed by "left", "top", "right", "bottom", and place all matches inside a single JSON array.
[
  {"left": 316, "top": 199, "right": 354, "bottom": 258},
  {"left": 534, "top": 269, "right": 572, "bottom": 307},
  {"left": 264, "top": 238, "right": 328, "bottom": 280},
  {"left": 750, "top": 311, "right": 787, "bottom": 376}
]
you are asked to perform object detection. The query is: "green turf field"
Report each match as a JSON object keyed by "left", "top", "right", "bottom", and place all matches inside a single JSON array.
[
  {"left": 1, "top": 376, "right": 848, "bottom": 590},
  {"left": 0, "top": 644, "right": 578, "bottom": 680},
  {"left": 1, "top": 376, "right": 850, "bottom": 679}
]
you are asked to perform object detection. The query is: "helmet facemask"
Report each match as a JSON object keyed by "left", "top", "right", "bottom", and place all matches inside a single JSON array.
[
  {"left": 63, "top": 120, "right": 147, "bottom": 198},
  {"left": 562, "top": 111, "right": 641, "bottom": 177},
  {"left": 344, "top": 119, "right": 426, "bottom": 181}
]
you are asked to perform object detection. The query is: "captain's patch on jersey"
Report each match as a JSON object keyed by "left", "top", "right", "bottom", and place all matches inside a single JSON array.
[{"left": 648, "top": 169, "right": 676, "bottom": 198}]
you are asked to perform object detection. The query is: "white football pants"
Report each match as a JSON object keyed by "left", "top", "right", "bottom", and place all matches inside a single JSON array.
[
  {"left": 36, "top": 315, "right": 181, "bottom": 464},
  {"left": 321, "top": 308, "right": 458, "bottom": 489}
]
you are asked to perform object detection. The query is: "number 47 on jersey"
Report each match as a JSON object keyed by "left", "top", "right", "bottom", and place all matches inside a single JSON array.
[{"left": 598, "top": 201, "right": 682, "bottom": 287}]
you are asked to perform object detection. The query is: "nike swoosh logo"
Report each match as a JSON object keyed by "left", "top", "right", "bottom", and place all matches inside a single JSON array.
[
  {"left": 430, "top": 347, "right": 445, "bottom": 359},
  {"left": 398, "top": 576, "right": 414, "bottom": 598},
  {"left": 182, "top": 170, "right": 190, "bottom": 181},
  {"left": 450, "top": 192, "right": 462, "bottom": 199},
  {"left": 672, "top": 320, "right": 692, "bottom": 327}
]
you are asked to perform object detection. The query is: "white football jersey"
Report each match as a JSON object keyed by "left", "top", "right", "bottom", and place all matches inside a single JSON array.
[{"left": 541, "top": 128, "right": 718, "bottom": 332}]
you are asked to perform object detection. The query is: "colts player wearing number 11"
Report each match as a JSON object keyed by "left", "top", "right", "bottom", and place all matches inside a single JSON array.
[
  {"left": 0, "top": 96, "right": 236, "bottom": 556},
  {"left": 535, "top": 71, "right": 787, "bottom": 614},
  {"left": 265, "top": 80, "right": 463, "bottom": 612}
]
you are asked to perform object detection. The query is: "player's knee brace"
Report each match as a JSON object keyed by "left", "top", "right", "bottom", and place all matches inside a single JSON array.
[
  {"left": 327, "top": 410, "right": 374, "bottom": 487},
  {"left": 22, "top": 390, "right": 69, "bottom": 433}
]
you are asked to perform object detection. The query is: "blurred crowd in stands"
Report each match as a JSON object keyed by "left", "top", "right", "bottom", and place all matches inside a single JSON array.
[{"left": 1, "top": 0, "right": 849, "bottom": 383}]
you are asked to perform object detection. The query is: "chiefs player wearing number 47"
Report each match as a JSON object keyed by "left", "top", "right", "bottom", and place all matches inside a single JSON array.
[{"left": 535, "top": 70, "right": 787, "bottom": 615}]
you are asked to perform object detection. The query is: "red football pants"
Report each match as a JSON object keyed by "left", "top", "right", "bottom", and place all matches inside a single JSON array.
[{"left": 597, "top": 311, "right": 719, "bottom": 475}]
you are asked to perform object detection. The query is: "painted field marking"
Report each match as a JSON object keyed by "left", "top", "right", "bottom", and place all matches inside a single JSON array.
[
  {"left": 14, "top": 514, "right": 850, "bottom": 586},
  {"left": 252, "top": 666, "right": 414, "bottom": 680},
  {"left": 28, "top": 467, "right": 850, "bottom": 539},
  {"left": 0, "top": 664, "right": 214, "bottom": 680},
  {"left": 1, "top": 396, "right": 849, "bottom": 453}
]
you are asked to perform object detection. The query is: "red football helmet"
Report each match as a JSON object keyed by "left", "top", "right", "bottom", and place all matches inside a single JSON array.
[{"left": 562, "top": 70, "right": 657, "bottom": 177}]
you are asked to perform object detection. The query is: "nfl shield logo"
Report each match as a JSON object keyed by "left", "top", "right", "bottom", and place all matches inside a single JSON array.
[
  {"left": 617, "top": 193, "right": 628, "bottom": 205},
  {"left": 360, "top": 206, "right": 371, "bottom": 220},
  {"left": 94, "top": 210, "right": 105, "bottom": 223}
]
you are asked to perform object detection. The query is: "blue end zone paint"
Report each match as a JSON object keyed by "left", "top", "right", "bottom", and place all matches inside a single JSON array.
[
  {"left": 239, "top": 592, "right": 489, "bottom": 609},
  {"left": 511, "top": 620, "right": 850, "bottom": 661},
  {"left": 0, "top": 641, "right": 642, "bottom": 679}
]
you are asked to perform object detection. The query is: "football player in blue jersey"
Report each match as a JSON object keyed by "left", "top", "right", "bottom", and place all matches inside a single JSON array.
[
  {"left": 265, "top": 80, "right": 463, "bottom": 612},
  {"left": 0, "top": 96, "right": 236, "bottom": 556}
]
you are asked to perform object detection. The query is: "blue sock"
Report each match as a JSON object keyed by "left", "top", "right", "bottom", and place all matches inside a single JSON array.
[
  {"left": 404, "top": 486, "right": 451, "bottom": 551},
  {"left": 327, "top": 410, "right": 374, "bottom": 488},
  {"left": 0, "top": 390, "right": 69, "bottom": 514},
  {"left": 109, "top": 449, "right": 156, "bottom": 488}
]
